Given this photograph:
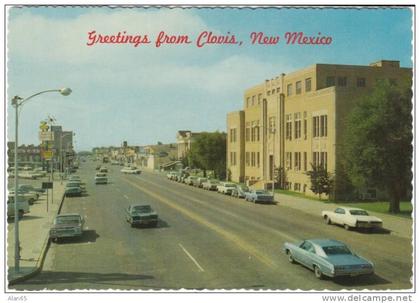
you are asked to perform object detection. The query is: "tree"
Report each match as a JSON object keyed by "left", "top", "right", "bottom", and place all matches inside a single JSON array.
[
  {"left": 306, "top": 164, "right": 334, "bottom": 199},
  {"left": 273, "top": 165, "right": 287, "bottom": 189},
  {"left": 342, "top": 80, "right": 412, "bottom": 213},
  {"left": 188, "top": 132, "right": 227, "bottom": 179}
]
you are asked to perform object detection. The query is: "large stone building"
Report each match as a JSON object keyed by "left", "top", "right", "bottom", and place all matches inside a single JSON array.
[
  {"left": 176, "top": 130, "right": 202, "bottom": 160},
  {"left": 226, "top": 60, "right": 411, "bottom": 198}
]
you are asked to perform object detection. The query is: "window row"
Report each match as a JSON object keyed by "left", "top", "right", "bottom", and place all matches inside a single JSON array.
[
  {"left": 229, "top": 128, "right": 237, "bottom": 143},
  {"left": 245, "top": 151, "right": 260, "bottom": 167},
  {"left": 286, "top": 113, "right": 308, "bottom": 141},
  {"left": 246, "top": 94, "right": 263, "bottom": 108},
  {"left": 285, "top": 151, "right": 328, "bottom": 171},
  {"left": 229, "top": 151, "right": 237, "bottom": 166},
  {"left": 245, "top": 125, "right": 260, "bottom": 142},
  {"left": 313, "top": 115, "right": 328, "bottom": 138},
  {"left": 287, "top": 78, "right": 312, "bottom": 97}
]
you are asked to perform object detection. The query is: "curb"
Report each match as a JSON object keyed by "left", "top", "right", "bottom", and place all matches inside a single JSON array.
[{"left": 8, "top": 190, "right": 66, "bottom": 286}]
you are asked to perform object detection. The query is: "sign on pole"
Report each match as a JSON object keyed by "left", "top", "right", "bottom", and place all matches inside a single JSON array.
[{"left": 39, "top": 131, "right": 54, "bottom": 141}]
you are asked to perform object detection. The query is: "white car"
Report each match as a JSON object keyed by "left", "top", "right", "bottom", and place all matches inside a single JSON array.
[
  {"left": 121, "top": 167, "right": 141, "bottom": 174},
  {"left": 18, "top": 171, "right": 38, "bottom": 179},
  {"left": 216, "top": 182, "right": 237, "bottom": 194},
  {"left": 7, "top": 197, "right": 30, "bottom": 219},
  {"left": 322, "top": 207, "right": 383, "bottom": 230}
]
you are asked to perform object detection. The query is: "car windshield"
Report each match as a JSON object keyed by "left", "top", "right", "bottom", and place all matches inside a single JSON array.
[
  {"left": 55, "top": 216, "right": 81, "bottom": 225},
  {"left": 132, "top": 205, "right": 152, "bottom": 213},
  {"left": 322, "top": 245, "right": 353, "bottom": 255},
  {"left": 255, "top": 190, "right": 269, "bottom": 194},
  {"left": 349, "top": 210, "right": 369, "bottom": 216}
]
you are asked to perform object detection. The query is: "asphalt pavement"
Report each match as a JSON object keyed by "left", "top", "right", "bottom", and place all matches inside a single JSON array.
[{"left": 11, "top": 160, "right": 413, "bottom": 290}]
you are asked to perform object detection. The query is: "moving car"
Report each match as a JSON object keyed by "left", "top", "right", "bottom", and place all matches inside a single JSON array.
[
  {"left": 244, "top": 189, "right": 274, "bottom": 203},
  {"left": 202, "top": 179, "right": 220, "bottom": 191},
  {"left": 120, "top": 166, "right": 141, "bottom": 174},
  {"left": 65, "top": 182, "right": 83, "bottom": 197},
  {"left": 49, "top": 213, "right": 84, "bottom": 242},
  {"left": 217, "top": 182, "right": 237, "bottom": 194},
  {"left": 125, "top": 204, "right": 158, "bottom": 227},
  {"left": 231, "top": 185, "right": 250, "bottom": 198},
  {"left": 284, "top": 239, "right": 374, "bottom": 279},
  {"left": 18, "top": 184, "right": 45, "bottom": 193},
  {"left": 7, "top": 197, "right": 30, "bottom": 219},
  {"left": 322, "top": 207, "right": 383, "bottom": 231},
  {"left": 8, "top": 190, "right": 38, "bottom": 205},
  {"left": 95, "top": 174, "right": 108, "bottom": 184}
]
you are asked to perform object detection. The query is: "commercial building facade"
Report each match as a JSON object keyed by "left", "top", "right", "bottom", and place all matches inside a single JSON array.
[{"left": 226, "top": 60, "right": 411, "bottom": 198}]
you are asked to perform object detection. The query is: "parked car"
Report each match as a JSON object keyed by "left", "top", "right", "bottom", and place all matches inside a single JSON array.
[
  {"left": 95, "top": 164, "right": 101, "bottom": 170},
  {"left": 217, "top": 182, "right": 237, "bottom": 194},
  {"left": 66, "top": 181, "right": 85, "bottom": 190},
  {"left": 18, "top": 171, "right": 38, "bottom": 179},
  {"left": 184, "top": 176, "right": 199, "bottom": 186},
  {"left": 18, "top": 184, "right": 45, "bottom": 193},
  {"left": 68, "top": 175, "right": 82, "bottom": 182},
  {"left": 231, "top": 185, "right": 250, "bottom": 198},
  {"left": 125, "top": 204, "right": 158, "bottom": 227},
  {"left": 202, "top": 179, "right": 220, "bottom": 191},
  {"left": 7, "top": 197, "right": 30, "bottom": 219},
  {"left": 322, "top": 207, "right": 383, "bottom": 231},
  {"left": 166, "top": 171, "right": 177, "bottom": 180},
  {"left": 193, "top": 177, "right": 208, "bottom": 188},
  {"left": 65, "top": 182, "right": 83, "bottom": 197},
  {"left": 111, "top": 160, "right": 119, "bottom": 165},
  {"left": 99, "top": 167, "right": 108, "bottom": 173},
  {"left": 244, "top": 189, "right": 274, "bottom": 203},
  {"left": 284, "top": 239, "right": 374, "bottom": 279},
  {"left": 49, "top": 213, "right": 84, "bottom": 242},
  {"left": 121, "top": 166, "right": 141, "bottom": 174}
]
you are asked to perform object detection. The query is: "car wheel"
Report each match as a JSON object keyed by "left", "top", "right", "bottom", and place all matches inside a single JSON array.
[
  {"left": 324, "top": 216, "right": 331, "bottom": 225},
  {"left": 314, "top": 265, "right": 324, "bottom": 279},
  {"left": 344, "top": 224, "right": 351, "bottom": 231},
  {"left": 287, "top": 251, "right": 295, "bottom": 264}
]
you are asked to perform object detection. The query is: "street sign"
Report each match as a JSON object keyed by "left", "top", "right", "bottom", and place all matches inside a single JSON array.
[
  {"left": 39, "top": 131, "right": 54, "bottom": 141},
  {"left": 39, "top": 121, "right": 49, "bottom": 131},
  {"left": 42, "top": 150, "right": 53, "bottom": 160},
  {"left": 42, "top": 182, "right": 53, "bottom": 189}
]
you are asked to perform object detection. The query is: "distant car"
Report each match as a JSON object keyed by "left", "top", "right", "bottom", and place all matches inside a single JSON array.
[
  {"left": 7, "top": 197, "right": 30, "bottom": 219},
  {"left": 217, "top": 182, "right": 237, "bottom": 194},
  {"left": 68, "top": 175, "right": 82, "bottom": 182},
  {"left": 121, "top": 166, "right": 141, "bottom": 174},
  {"left": 193, "top": 177, "right": 208, "bottom": 188},
  {"left": 95, "top": 165, "right": 101, "bottom": 170},
  {"left": 111, "top": 160, "right": 119, "bottom": 165},
  {"left": 49, "top": 213, "right": 84, "bottom": 242},
  {"left": 284, "top": 239, "right": 374, "bottom": 279},
  {"left": 184, "top": 176, "right": 199, "bottom": 186},
  {"left": 99, "top": 167, "right": 108, "bottom": 173},
  {"left": 125, "top": 204, "right": 158, "bottom": 227},
  {"left": 66, "top": 181, "right": 85, "bottom": 190},
  {"left": 231, "top": 185, "right": 250, "bottom": 198},
  {"left": 244, "top": 189, "right": 274, "bottom": 203},
  {"left": 322, "top": 207, "right": 383, "bottom": 231},
  {"left": 8, "top": 190, "right": 38, "bottom": 205},
  {"left": 18, "top": 171, "right": 38, "bottom": 179},
  {"left": 202, "top": 179, "right": 220, "bottom": 191},
  {"left": 95, "top": 175, "right": 108, "bottom": 184},
  {"left": 65, "top": 182, "right": 83, "bottom": 197},
  {"left": 18, "top": 184, "right": 45, "bottom": 193}
]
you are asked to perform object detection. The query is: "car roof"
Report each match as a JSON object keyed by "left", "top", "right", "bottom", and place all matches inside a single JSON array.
[{"left": 307, "top": 239, "right": 346, "bottom": 247}]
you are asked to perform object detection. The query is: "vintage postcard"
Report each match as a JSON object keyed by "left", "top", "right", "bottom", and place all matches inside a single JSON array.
[{"left": 3, "top": 3, "right": 415, "bottom": 302}]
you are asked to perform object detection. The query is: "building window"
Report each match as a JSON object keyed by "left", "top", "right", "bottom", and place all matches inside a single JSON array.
[
  {"left": 287, "top": 84, "right": 293, "bottom": 96},
  {"left": 276, "top": 87, "right": 280, "bottom": 93},
  {"left": 304, "top": 119, "right": 307, "bottom": 140},
  {"left": 246, "top": 97, "right": 250, "bottom": 107},
  {"left": 257, "top": 152, "right": 260, "bottom": 167},
  {"left": 313, "top": 114, "right": 328, "bottom": 138},
  {"left": 338, "top": 77, "right": 347, "bottom": 87},
  {"left": 305, "top": 78, "right": 312, "bottom": 92},
  {"left": 252, "top": 95, "right": 256, "bottom": 105},
  {"left": 246, "top": 152, "right": 250, "bottom": 166},
  {"left": 245, "top": 127, "right": 250, "bottom": 142},
  {"left": 286, "top": 114, "right": 292, "bottom": 140},
  {"left": 320, "top": 115, "right": 328, "bottom": 137},
  {"left": 234, "top": 152, "right": 237, "bottom": 166},
  {"left": 357, "top": 77, "right": 366, "bottom": 87},
  {"left": 312, "top": 116, "right": 319, "bottom": 137},
  {"left": 294, "top": 152, "right": 301, "bottom": 171},
  {"left": 286, "top": 152, "right": 292, "bottom": 170},
  {"left": 304, "top": 152, "right": 307, "bottom": 171},
  {"left": 269, "top": 116, "right": 276, "bottom": 134},
  {"left": 294, "top": 183, "right": 301, "bottom": 192},
  {"left": 258, "top": 94, "right": 262, "bottom": 104},
  {"left": 294, "top": 113, "right": 301, "bottom": 139},
  {"left": 326, "top": 76, "right": 335, "bottom": 87},
  {"left": 321, "top": 152, "right": 327, "bottom": 170},
  {"left": 251, "top": 152, "right": 255, "bottom": 167},
  {"left": 296, "top": 81, "right": 302, "bottom": 94}
]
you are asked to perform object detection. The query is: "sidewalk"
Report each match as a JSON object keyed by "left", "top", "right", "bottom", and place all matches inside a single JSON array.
[
  {"left": 7, "top": 180, "right": 65, "bottom": 285},
  {"left": 274, "top": 192, "right": 413, "bottom": 239}
]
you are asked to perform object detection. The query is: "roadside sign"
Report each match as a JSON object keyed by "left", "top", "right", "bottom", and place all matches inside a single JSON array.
[
  {"left": 42, "top": 150, "right": 53, "bottom": 160},
  {"left": 39, "top": 131, "right": 54, "bottom": 141},
  {"left": 42, "top": 182, "right": 53, "bottom": 189}
]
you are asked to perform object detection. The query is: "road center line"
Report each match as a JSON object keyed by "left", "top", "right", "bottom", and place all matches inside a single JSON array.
[{"left": 178, "top": 243, "right": 204, "bottom": 272}]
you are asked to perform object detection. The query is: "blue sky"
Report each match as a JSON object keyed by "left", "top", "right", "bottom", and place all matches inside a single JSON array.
[{"left": 7, "top": 6, "right": 412, "bottom": 151}]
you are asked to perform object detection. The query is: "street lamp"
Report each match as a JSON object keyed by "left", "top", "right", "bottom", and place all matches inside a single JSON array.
[{"left": 11, "top": 88, "right": 71, "bottom": 273}]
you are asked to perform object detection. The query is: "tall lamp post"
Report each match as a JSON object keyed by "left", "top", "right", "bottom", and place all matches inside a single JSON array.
[{"left": 11, "top": 88, "right": 71, "bottom": 273}]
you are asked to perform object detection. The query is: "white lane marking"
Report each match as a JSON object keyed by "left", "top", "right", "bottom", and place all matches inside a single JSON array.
[
  {"left": 124, "top": 194, "right": 129, "bottom": 200},
  {"left": 178, "top": 243, "right": 204, "bottom": 272}
]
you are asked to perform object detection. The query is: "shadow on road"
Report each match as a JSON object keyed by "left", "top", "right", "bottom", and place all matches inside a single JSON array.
[
  {"left": 131, "top": 219, "right": 170, "bottom": 229},
  {"left": 10, "top": 271, "right": 154, "bottom": 289},
  {"left": 53, "top": 229, "right": 100, "bottom": 244},
  {"left": 353, "top": 228, "right": 392, "bottom": 235},
  {"left": 333, "top": 273, "right": 391, "bottom": 287}
]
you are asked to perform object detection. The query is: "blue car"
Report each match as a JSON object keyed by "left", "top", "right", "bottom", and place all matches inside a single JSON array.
[
  {"left": 283, "top": 239, "right": 374, "bottom": 279},
  {"left": 244, "top": 189, "right": 274, "bottom": 203}
]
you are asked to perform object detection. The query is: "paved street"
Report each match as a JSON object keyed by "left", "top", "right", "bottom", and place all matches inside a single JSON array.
[{"left": 12, "top": 160, "right": 413, "bottom": 290}]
